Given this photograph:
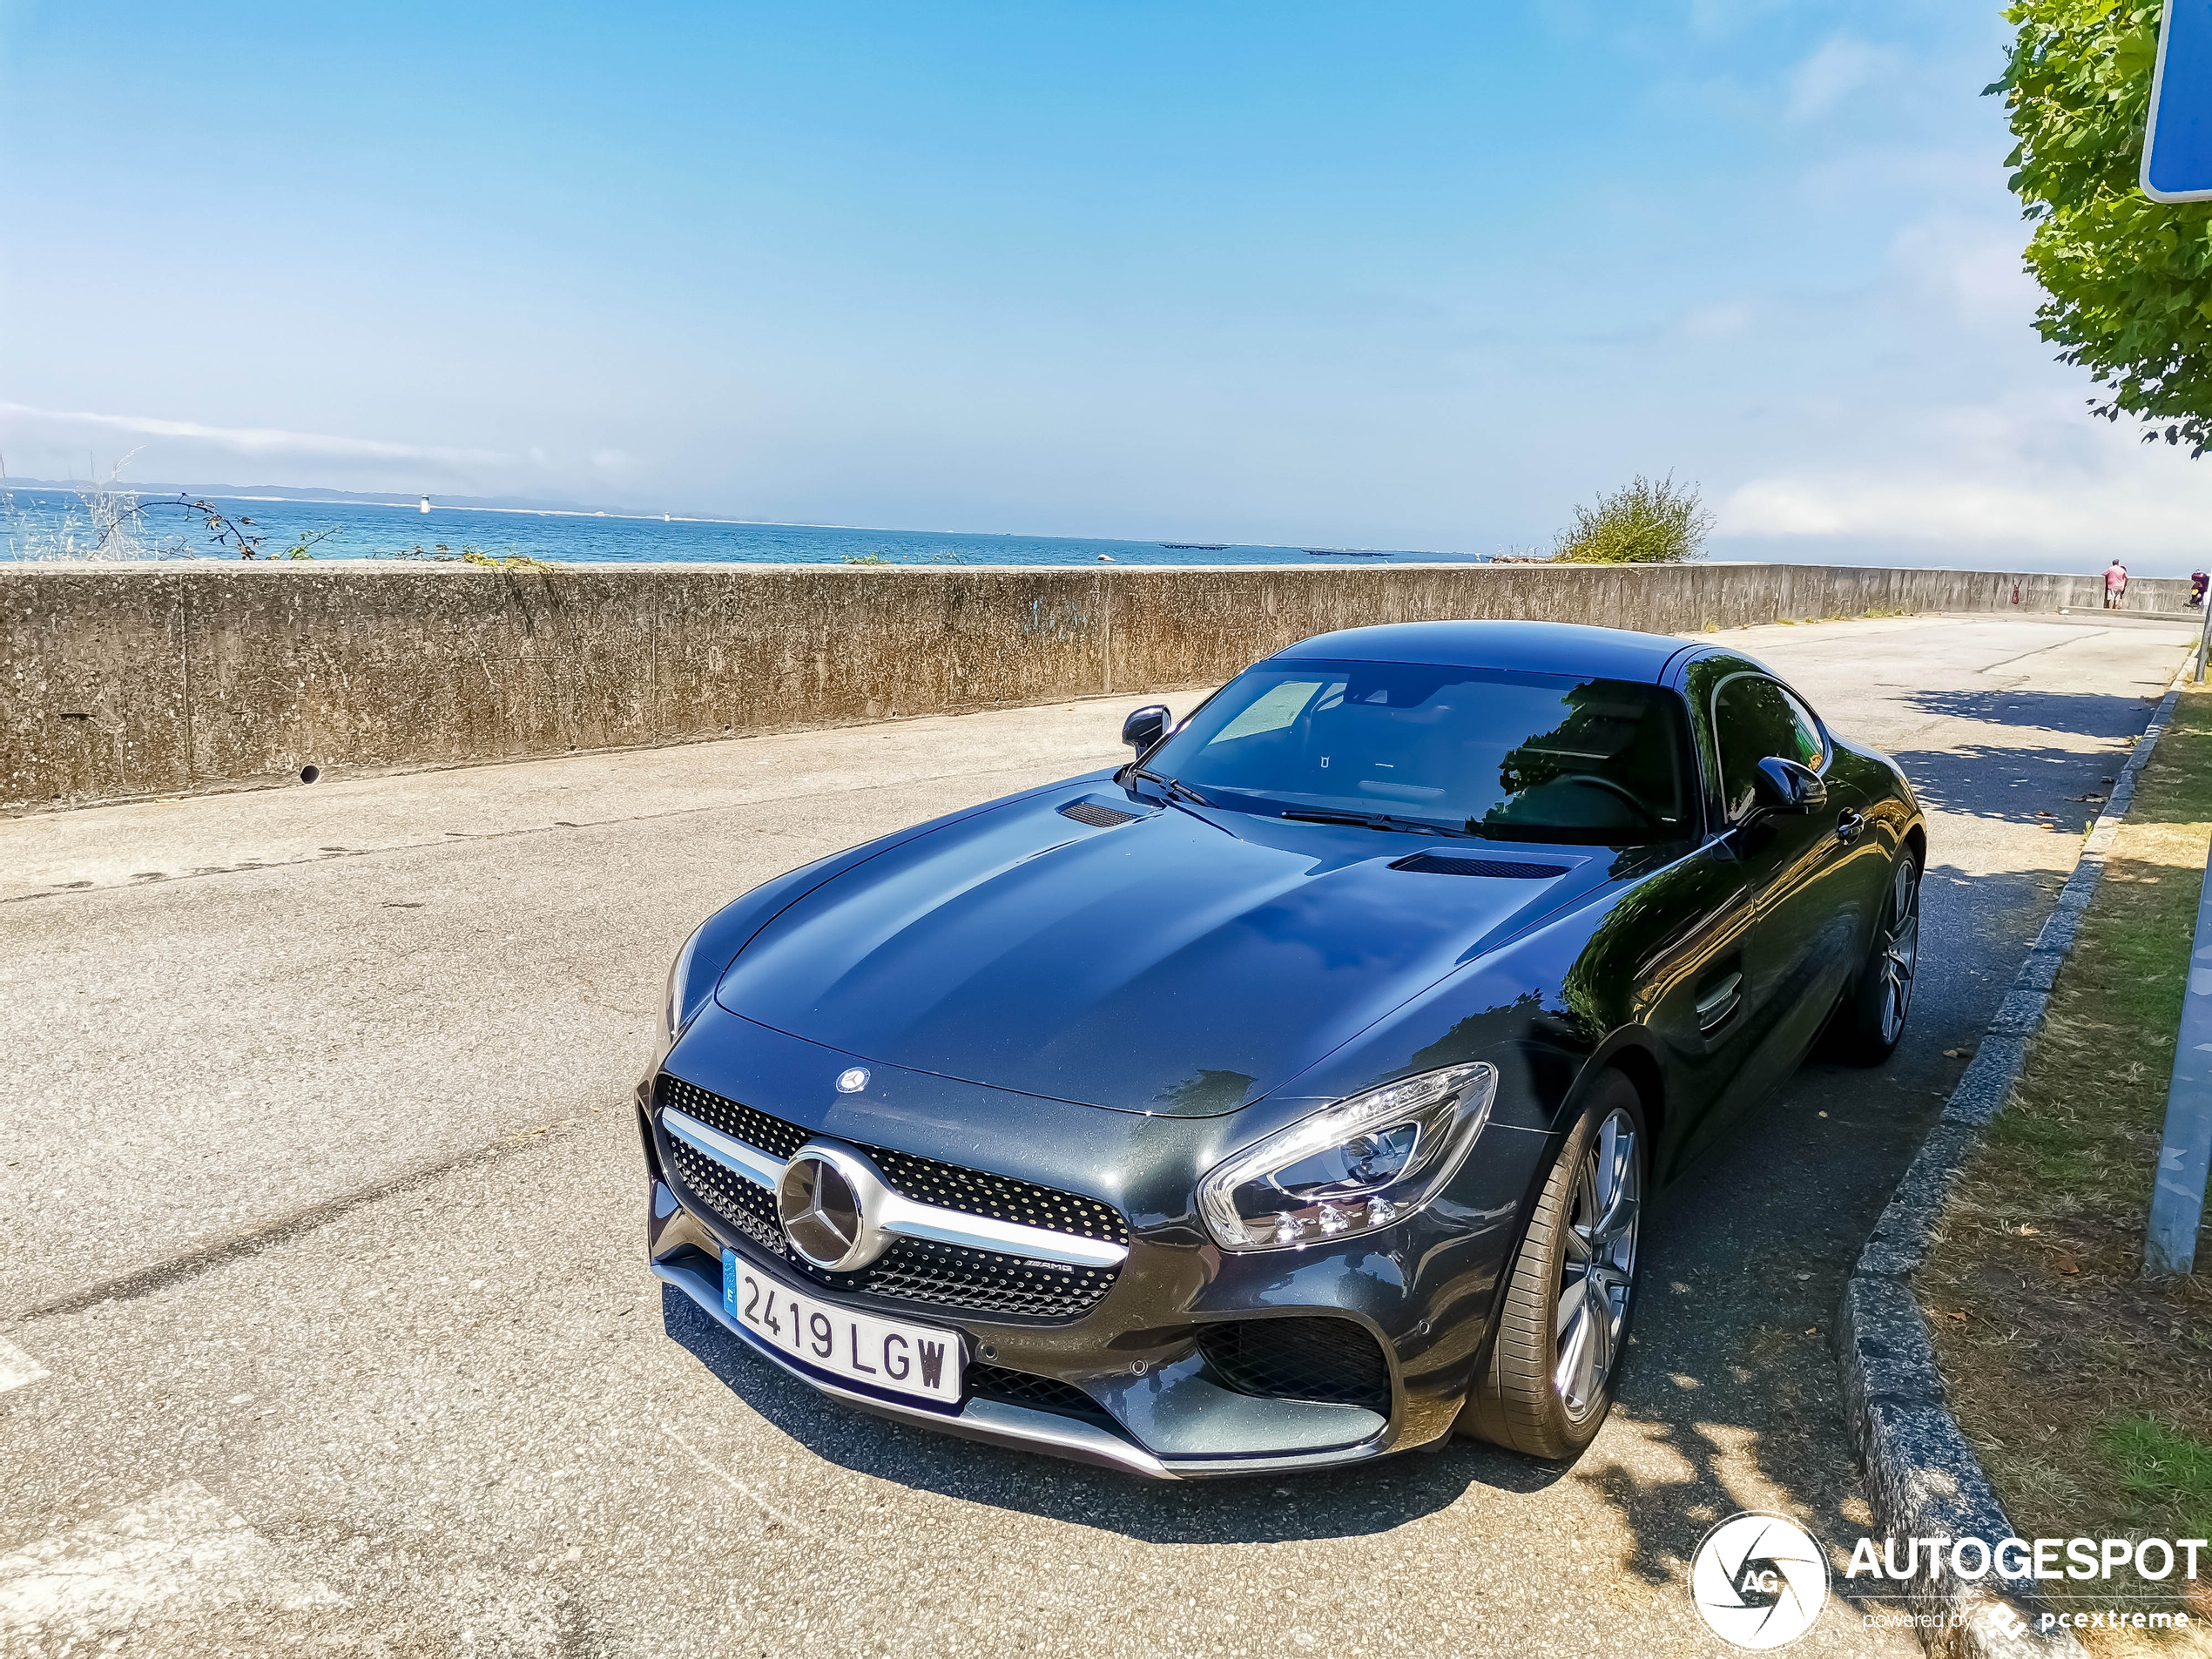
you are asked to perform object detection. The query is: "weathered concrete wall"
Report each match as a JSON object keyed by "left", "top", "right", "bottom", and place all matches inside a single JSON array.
[{"left": 0, "top": 561, "right": 2192, "bottom": 810}]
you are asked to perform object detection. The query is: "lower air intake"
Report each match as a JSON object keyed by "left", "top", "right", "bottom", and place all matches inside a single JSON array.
[
  {"left": 967, "top": 1364, "right": 1110, "bottom": 1421},
  {"left": 1197, "top": 1318, "right": 1393, "bottom": 1414}
]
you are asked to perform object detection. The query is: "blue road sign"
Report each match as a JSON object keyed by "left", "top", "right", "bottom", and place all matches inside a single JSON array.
[{"left": 2147, "top": 0, "right": 2212, "bottom": 201}]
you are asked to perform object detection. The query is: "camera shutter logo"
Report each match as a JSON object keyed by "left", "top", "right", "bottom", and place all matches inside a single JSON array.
[{"left": 1689, "top": 1512, "right": 1830, "bottom": 1650}]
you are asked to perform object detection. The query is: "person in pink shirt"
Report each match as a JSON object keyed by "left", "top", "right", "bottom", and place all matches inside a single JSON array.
[{"left": 2105, "top": 558, "right": 2129, "bottom": 609}]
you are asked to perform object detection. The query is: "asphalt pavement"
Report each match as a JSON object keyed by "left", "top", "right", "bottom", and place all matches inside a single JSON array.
[{"left": 0, "top": 611, "right": 2193, "bottom": 1657}]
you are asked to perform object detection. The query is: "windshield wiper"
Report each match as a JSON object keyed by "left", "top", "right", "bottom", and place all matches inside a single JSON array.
[
  {"left": 1126, "top": 767, "right": 1215, "bottom": 809},
  {"left": 1278, "top": 808, "right": 1474, "bottom": 839}
]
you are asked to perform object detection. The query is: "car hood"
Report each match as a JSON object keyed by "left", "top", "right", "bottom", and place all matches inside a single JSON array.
[{"left": 713, "top": 786, "right": 1604, "bottom": 1116}]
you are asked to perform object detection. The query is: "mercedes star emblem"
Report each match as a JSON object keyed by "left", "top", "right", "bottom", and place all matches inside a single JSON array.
[{"left": 776, "top": 1144, "right": 892, "bottom": 1272}]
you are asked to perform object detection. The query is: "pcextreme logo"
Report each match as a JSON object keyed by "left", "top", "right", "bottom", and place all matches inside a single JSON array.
[{"left": 1689, "top": 1512, "right": 1831, "bottom": 1650}]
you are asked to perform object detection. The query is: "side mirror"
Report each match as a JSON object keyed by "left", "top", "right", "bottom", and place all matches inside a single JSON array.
[
  {"left": 1122, "top": 704, "right": 1170, "bottom": 759},
  {"left": 1750, "top": 756, "right": 1827, "bottom": 816}
]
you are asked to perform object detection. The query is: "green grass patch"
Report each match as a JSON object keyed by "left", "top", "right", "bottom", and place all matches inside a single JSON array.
[
  {"left": 1919, "top": 684, "right": 2212, "bottom": 1639},
  {"left": 2100, "top": 1416, "right": 2212, "bottom": 1541}
]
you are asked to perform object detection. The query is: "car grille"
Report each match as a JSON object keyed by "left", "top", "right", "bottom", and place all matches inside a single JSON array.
[
  {"left": 1197, "top": 1318, "right": 1393, "bottom": 1414},
  {"left": 661, "top": 1075, "right": 810, "bottom": 1160},
  {"left": 657, "top": 1074, "right": 1126, "bottom": 1320},
  {"left": 866, "top": 1144, "right": 1127, "bottom": 1247}
]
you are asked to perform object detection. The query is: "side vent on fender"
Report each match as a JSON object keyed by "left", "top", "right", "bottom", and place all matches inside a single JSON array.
[
  {"left": 1059, "top": 800, "right": 1143, "bottom": 829},
  {"left": 1389, "top": 853, "right": 1570, "bottom": 880},
  {"left": 1694, "top": 970, "right": 1743, "bottom": 1033}
]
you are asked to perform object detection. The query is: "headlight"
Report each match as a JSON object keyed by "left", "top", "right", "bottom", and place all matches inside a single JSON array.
[
  {"left": 1196, "top": 1062, "right": 1497, "bottom": 1252},
  {"left": 663, "top": 925, "right": 704, "bottom": 1042}
]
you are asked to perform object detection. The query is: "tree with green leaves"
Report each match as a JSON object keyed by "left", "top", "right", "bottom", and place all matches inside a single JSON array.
[{"left": 1994, "top": 0, "right": 2212, "bottom": 453}]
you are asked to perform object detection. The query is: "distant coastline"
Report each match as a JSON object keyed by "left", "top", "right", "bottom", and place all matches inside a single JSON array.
[
  {"left": 0, "top": 476, "right": 1308, "bottom": 550},
  {"left": 1, "top": 475, "right": 796, "bottom": 529},
  {"left": 1, "top": 485, "right": 1487, "bottom": 568}
]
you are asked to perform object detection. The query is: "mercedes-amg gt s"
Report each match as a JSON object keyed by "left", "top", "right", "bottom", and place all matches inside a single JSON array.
[{"left": 637, "top": 620, "right": 1925, "bottom": 1477}]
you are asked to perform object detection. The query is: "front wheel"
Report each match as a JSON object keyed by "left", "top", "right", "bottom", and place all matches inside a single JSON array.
[
  {"left": 1832, "top": 849, "right": 1919, "bottom": 1065},
  {"left": 1458, "top": 1071, "right": 1645, "bottom": 1460}
]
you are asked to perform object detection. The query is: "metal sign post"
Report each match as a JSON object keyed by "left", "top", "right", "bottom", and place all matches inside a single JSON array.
[
  {"left": 2118, "top": 2, "right": 2212, "bottom": 1264},
  {"left": 2145, "top": 0, "right": 2212, "bottom": 201},
  {"left": 2148, "top": 833, "right": 2212, "bottom": 1275}
]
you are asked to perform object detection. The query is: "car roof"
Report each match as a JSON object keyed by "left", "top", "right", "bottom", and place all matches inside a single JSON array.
[{"left": 1269, "top": 620, "right": 1695, "bottom": 684}]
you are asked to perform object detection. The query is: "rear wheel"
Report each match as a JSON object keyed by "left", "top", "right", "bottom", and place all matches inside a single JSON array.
[
  {"left": 1832, "top": 849, "right": 1919, "bottom": 1065},
  {"left": 1459, "top": 1071, "right": 1645, "bottom": 1460}
]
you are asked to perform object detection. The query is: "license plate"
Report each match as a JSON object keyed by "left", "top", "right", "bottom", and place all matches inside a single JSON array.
[{"left": 721, "top": 1251, "right": 963, "bottom": 1406}]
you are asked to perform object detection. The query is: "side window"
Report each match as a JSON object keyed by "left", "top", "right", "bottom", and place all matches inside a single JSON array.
[
  {"left": 1777, "top": 688, "right": 1825, "bottom": 771},
  {"left": 1713, "top": 675, "right": 1824, "bottom": 821}
]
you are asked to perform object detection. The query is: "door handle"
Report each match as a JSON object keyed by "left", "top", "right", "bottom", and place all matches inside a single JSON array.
[{"left": 1835, "top": 811, "right": 1865, "bottom": 846}]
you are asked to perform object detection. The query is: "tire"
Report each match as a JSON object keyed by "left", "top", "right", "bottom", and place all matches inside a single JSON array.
[
  {"left": 1458, "top": 1070, "right": 1646, "bottom": 1460},
  {"left": 1831, "top": 848, "right": 1920, "bottom": 1066}
]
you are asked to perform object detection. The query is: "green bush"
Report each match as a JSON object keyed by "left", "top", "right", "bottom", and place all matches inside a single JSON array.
[{"left": 1551, "top": 474, "right": 1713, "bottom": 564}]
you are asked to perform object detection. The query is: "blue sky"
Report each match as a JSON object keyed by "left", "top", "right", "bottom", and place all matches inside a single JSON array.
[{"left": 2, "top": 1, "right": 2202, "bottom": 570}]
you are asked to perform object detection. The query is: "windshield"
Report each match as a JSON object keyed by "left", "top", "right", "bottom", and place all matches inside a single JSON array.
[{"left": 1143, "top": 659, "right": 1693, "bottom": 845}]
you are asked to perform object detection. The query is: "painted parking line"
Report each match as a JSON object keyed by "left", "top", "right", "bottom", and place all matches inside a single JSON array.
[
  {"left": 0, "top": 1480, "right": 341, "bottom": 1642},
  {"left": 0, "top": 1335, "right": 47, "bottom": 1393}
]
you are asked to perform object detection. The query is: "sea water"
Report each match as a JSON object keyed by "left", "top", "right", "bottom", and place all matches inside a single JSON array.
[{"left": 0, "top": 489, "right": 1487, "bottom": 567}]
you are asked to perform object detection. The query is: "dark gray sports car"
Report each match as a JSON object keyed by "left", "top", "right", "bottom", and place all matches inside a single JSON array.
[{"left": 637, "top": 620, "right": 1925, "bottom": 1476}]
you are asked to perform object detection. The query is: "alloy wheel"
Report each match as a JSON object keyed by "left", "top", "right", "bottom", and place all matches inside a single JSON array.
[
  {"left": 1878, "top": 858, "right": 1919, "bottom": 1047},
  {"left": 1554, "top": 1107, "right": 1640, "bottom": 1422}
]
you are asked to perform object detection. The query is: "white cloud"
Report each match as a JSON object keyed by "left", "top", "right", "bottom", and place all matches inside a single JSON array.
[
  {"left": 1886, "top": 217, "right": 2035, "bottom": 327},
  {"left": 1787, "top": 35, "right": 1905, "bottom": 122},
  {"left": 1718, "top": 398, "right": 2212, "bottom": 556},
  {"left": 1688, "top": 0, "right": 1796, "bottom": 40},
  {"left": 1679, "top": 300, "right": 1757, "bottom": 341},
  {"left": 0, "top": 401, "right": 508, "bottom": 466}
]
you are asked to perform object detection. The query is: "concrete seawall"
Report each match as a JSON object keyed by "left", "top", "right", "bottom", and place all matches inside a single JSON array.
[{"left": 0, "top": 561, "right": 2191, "bottom": 811}]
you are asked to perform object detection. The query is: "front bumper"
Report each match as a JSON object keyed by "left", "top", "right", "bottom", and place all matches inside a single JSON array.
[
  {"left": 651, "top": 1226, "right": 1400, "bottom": 1480},
  {"left": 640, "top": 1015, "right": 1548, "bottom": 1479}
]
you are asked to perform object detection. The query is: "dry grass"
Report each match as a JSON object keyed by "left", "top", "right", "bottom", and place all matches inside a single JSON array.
[{"left": 1919, "top": 684, "right": 2212, "bottom": 1651}]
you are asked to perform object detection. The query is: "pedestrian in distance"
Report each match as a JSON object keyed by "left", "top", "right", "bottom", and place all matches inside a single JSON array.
[
  {"left": 2106, "top": 557, "right": 2129, "bottom": 610},
  {"left": 2192, "top": 570, "right": 2208, "bottom": 610}
]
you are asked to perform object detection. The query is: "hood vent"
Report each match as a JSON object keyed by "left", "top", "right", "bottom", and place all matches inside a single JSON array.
[
  {"left": 1058, "top": 799, "right": 1143, "bottom": 829},
  {"left": 1390, "top": 852, "right": 1569, "bottom": 880}
]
